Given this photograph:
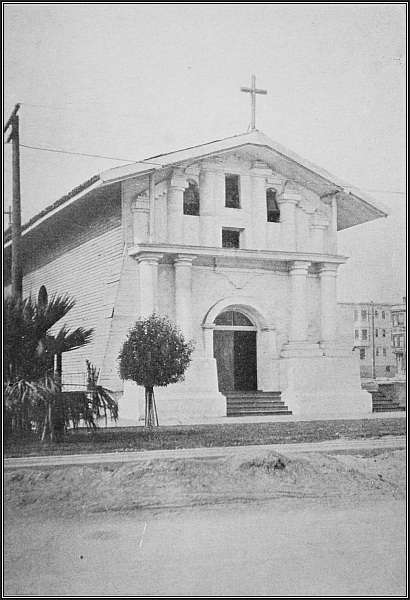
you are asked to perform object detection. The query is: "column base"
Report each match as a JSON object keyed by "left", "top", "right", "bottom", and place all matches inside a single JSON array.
[
  {"left": 280, "top": 353, "right": 372, "bottom": 418},
  {"left": 119, "top": 358, "right": 226, "bottom": 424},
  {"left": 281, "top": 341, "right": 323, "bottom": 358}
]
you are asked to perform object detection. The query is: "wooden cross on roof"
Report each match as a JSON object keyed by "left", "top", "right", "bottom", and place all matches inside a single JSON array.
[{"left": 240, "top": 74, "right": 267, "bottom": 131}]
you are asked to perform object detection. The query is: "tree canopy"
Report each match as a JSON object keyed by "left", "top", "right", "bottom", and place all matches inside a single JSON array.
[{"left": 118, "top": 314, "right": 194, "bottom": 388}]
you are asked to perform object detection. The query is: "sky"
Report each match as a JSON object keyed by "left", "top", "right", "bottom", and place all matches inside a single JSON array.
[{"left": 3, "top": 3, "right": 406, "bottom": 303}]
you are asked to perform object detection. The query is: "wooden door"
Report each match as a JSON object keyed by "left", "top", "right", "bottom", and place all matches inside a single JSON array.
[
  {"left": 234, "top": 331, "right": 257, "bottom": 391},
  {"left": 213, "top": 330, "right": 235, "bottom": 391},
  {"left": 214, "top": 330, "right": 257, "bottom": 392}
]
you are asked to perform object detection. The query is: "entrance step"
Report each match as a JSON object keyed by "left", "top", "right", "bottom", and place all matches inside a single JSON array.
[
  {"left": 225, "top": 391, "right": 291, "bottom": 417},
  {"left": 371, "top": 391, "right": 406, "bottom": 413}
]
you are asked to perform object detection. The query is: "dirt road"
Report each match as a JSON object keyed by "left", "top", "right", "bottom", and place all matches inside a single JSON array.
[
  {"left": 4, "top": 446, "right": 406, "bottom": 596},
  {"left": 4, "top": 498, "right": 406, "bottom": 597}
]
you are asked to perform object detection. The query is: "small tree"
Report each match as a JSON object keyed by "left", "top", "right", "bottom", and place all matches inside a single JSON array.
[{"left": 118, "top": 314, "right": 194, "bottom": 427}]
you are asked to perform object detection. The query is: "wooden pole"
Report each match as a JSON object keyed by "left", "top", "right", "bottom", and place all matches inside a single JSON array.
[{"left": 4, "top": 104, "right": 23, "bottom": 300}]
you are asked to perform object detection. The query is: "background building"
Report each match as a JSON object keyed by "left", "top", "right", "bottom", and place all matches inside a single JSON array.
[
  {"left": 391, "top": 298, "right": 406, "bottom": 379},
  {"left": 339, "top": 301, "right": 407, "bottom": 379}
]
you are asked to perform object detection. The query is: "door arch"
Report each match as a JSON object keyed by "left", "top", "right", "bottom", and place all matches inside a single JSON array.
[{"left": 213, "top": 309, "right": 257, "bottom": 392}]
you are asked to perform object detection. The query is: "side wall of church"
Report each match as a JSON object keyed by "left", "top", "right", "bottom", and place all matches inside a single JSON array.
[{"left": 18, "top": 203, "right": 123, "bottom": 384}]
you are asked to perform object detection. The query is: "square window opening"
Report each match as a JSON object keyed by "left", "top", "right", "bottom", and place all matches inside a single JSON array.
[{"left": 222, "top": 229, "right": 241, "bottom": 248}]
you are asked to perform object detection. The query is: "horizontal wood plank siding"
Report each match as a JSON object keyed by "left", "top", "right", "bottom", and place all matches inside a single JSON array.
[{"left": 22, "top": 213, "right": 123, "bottom": 382}]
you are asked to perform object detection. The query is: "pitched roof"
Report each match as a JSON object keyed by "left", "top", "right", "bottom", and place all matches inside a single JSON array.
[{"left": 4, "top": 129, "right": 388, "bottom": 244}]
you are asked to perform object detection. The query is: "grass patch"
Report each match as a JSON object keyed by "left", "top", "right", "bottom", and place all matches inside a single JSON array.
[{"left": 4, "top": 417, "right": 406, "bottom": 458}]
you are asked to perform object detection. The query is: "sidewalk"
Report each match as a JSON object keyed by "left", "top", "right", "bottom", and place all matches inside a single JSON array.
[
  {"left": 4, "top": 435, "right": 406, "bottom": 470},
  {"left": 111, "top": 411, "right": 406, "bottom": 428}
]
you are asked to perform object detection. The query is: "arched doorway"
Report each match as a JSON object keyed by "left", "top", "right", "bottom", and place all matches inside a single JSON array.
[{"left": 213, "top": 309, "right": 257, "bottom": 392}]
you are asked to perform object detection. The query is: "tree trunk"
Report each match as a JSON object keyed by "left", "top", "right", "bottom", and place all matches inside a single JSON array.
[
  {"left": 48, "top": 398, "right": 54, "bottom": 443},
  {"left": 145, "top": 386, "right": 158, "bottom": 427}
]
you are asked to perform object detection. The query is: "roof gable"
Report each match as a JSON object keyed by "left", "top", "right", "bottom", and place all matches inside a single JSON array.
[{"left": 4, "top": 129, "right": 388, "bottom": 245}]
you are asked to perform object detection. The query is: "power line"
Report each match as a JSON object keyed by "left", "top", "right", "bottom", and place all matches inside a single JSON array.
[{"left": 17, "top": 143, "right": 162, "bottom": 165}]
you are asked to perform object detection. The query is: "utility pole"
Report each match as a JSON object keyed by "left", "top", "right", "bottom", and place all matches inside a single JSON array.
[
  {"left": 370, "top": 301, "right": 376, "bottom": 380},
  {"left": 4, "top": 103, "right": 22, "bottom": 300}
]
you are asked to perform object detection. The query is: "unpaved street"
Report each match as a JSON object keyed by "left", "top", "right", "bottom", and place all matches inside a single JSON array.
[
  {"left": 4, "top": 446, "right": 406, "bottom": 596},
  {"left": 4, "top": 498, "right": 406, "bottom": 597}
]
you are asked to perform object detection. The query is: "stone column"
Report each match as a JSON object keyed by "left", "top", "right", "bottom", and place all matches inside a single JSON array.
[
  {"left": 277, "top": 192, "right": 300, "bottom": 251},
  {"left": 202, "top": 325, "right": 214, "bottom": 358},
  {"left": 199, "top": 161, "right": 218, "bottom": 247},
  {"left": 288, "top": 260, "right": 310, "bottom": 343},
  {"left": 137, "top": 253, "right": 162, "bottom": 317},
  {"left": 330, "top": 196, "right": 338, "bottom": 254},
  {"left": 167, "top": 169, "right": 186, "bottom": 244},
  {"left": 250, "top": 161, "right": 271, "bottom": 250},
  {"left": 132, "top": 192, "right": 149, "bottom": 245},
  {"left": 310, "top": 213, "right": 328, "bottom": 254},
  {"left": 319, "top": 262, "right": 338, "bottom": 351},
  {"left": 174, "top": 254, "right": 195, "bottom": 339}
]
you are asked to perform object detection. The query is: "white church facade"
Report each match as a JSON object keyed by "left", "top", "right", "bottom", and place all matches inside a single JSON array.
[{"left": 4, "top": 129, "right": 388, "bottom": 423}]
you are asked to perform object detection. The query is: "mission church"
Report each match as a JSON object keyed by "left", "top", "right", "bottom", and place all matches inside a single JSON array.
[{"left": 4, "top": 80, "right": 388, "bottom": 423}]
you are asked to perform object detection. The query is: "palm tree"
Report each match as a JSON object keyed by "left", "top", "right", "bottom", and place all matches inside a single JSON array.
[{"left": 4, "top": 288, "right": 93, "bottom": 440}]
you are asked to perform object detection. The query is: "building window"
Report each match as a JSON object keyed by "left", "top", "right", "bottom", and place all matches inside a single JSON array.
[
  {"left": 225, "top": 174, "right": 240, "bottom": 208},
  {"left": 214, "top": 310, "right": 254, "bottom": 327},
  {"left": 376, "top": 347, "right": 380, "bottom": 357},
  {"left": 374, "top": 310, "right": 379, "bottom": 318},
  {"left": 354, "top": 310, "right": 358, "bottom": 321},
  {"left": 222, "top": 228, "right": 240, "bottom": 248},
  {"left": 359, "top": 348, "right": 366, "bottom": 360},
  {"left": 361, "top": 329, "right": 368, "bottom": 341},
  {"left": 361, "top": 310, "right": 368, "bottom": 321},
  {"left": 383, "top": 347, "right": 387, "bottom": 357},
  {"left": 382, "top": 310, "right": 386, "bottom": 319},
  {"left": 382, "top": 329, "right": 386, "bottom": 337},
  {"left": 375, "top": 328, "right": 379, "bottom": 337},
  {"left": 183, "top": 181, "right": 200, "bottom": 215},
  {"left": 386, "top": 366, "right": 391, "bottom": 372},
  {"left": 266, "top": 188, "right": 280, "bottom": 222},
  {"left": 354, "top": 329, "right": 359, "bottom": 339}
]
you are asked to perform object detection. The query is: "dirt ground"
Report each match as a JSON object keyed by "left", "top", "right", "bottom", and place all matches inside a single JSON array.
[
  {"left": 4, "top": 447, "right": 406, "bottom": 517},
  {"left": 4, "top": 448, "right": 407, "bottom": 596}
]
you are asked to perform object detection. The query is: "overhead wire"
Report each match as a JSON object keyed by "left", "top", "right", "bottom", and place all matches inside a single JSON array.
[
  {"left": 14, "top": 143, "right": 163, "bottom": 165},
  {"left": 3, "top": 102, "right": 406, "bottom": 195}
]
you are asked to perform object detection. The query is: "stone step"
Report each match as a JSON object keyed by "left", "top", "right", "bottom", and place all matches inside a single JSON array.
[
  {"left": 225, "top": 390, "right": 281, "bottom": 396},
  {"left": 225, "top": 390, "right": 291, "bottom": 417},
  {"left": 227, "top": 409, "right": 292, "bottom": 416},
  {"left": 373, "top": 406, "right": 405, "bottom": 412},
  {"left": 227, "top": 399, "right": 286, "bottom": 406}
]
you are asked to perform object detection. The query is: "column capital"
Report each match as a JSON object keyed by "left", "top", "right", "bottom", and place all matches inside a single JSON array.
[
  {"left": 174, "top": 253, "right": 196, "bottom": 266},
  {"left": 131, "top": 192, "right": 149, "bottom": 212},
  {"left": 288, "top": 260, "right": 311, "bottom": 274},
  {"left": 318, "top": 262, "right": 339, "bottom": 275},
  {"left": 169, "top": 168, "right": 187, "bottom": 190},
  {"left": 277, "top": 193, "right": 301, "bottom": 206},
  {"left": 311, "top": 212, "right": 329, "bottom": 229},
  {"left": 136, "top": 252, "right": 163, "bottom": 265},
  {"left": 310, "top": 222, "right": 328, "bottom": 231},
  {"left": 200, "top": 158, "right": 224, "bottom": 173},
  {"left": 250, "top": 161, "right": 272, "bottom": 178}
]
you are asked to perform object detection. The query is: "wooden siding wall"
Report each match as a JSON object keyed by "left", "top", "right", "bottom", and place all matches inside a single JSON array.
[{"left": 21, "top": 211, "right": 123, "bottom": 381}]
